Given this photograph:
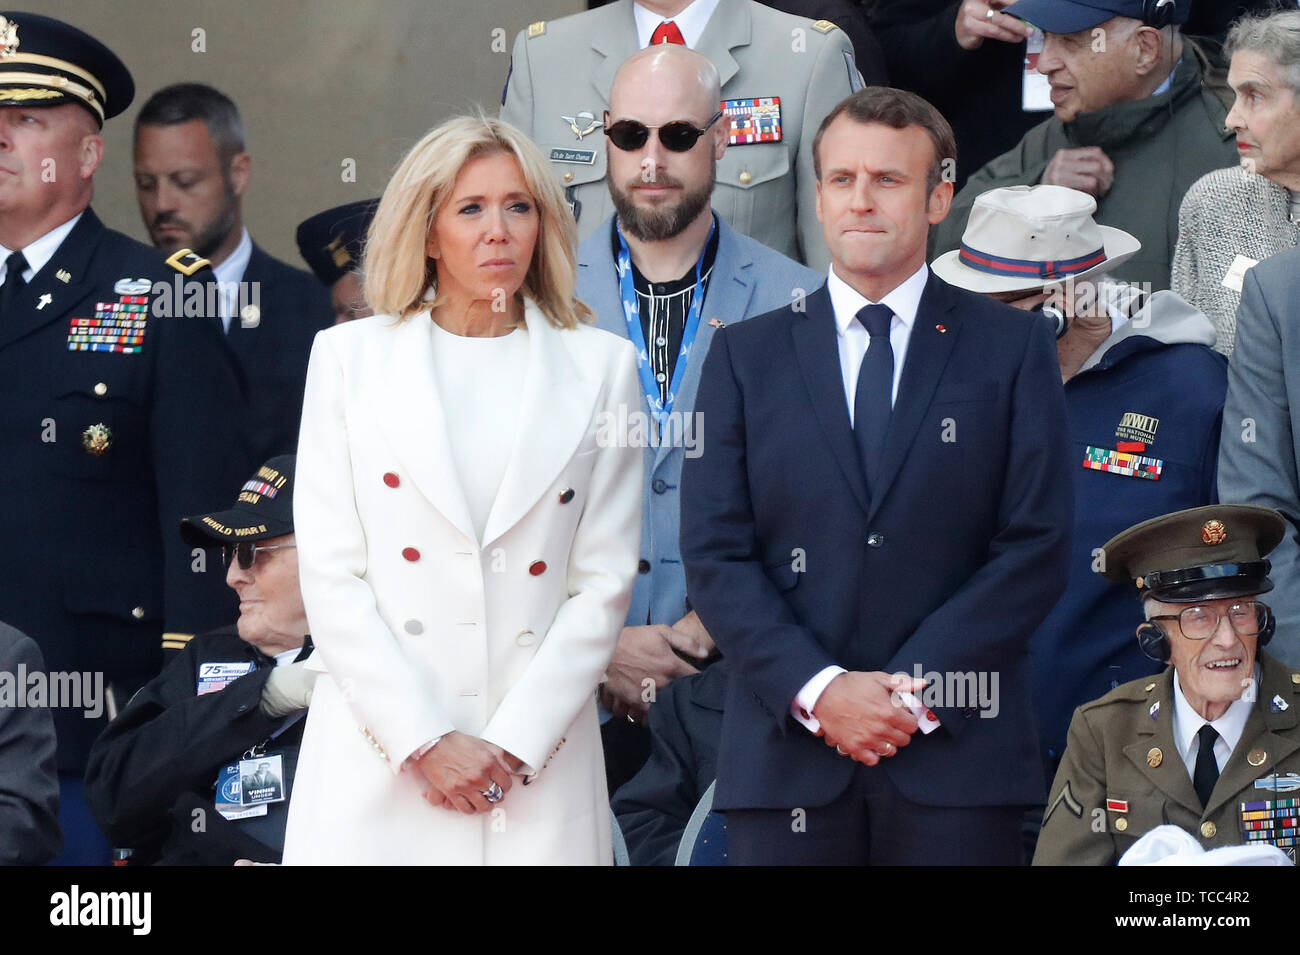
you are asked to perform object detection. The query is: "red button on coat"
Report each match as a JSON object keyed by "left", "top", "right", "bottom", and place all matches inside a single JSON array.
[
  {"left": 529, "top": 560, "right": 547, "bottom": 576},
  {"left": 402, "top": 547, "right": 420, "bottom": 562},
  {"left": 383, "top": 472, "right": 400, "bottom": 488}
]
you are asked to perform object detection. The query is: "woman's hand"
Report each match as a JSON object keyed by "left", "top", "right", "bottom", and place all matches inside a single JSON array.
[{"left": 416, "top": 731, "right": 516, "bottom": 813}]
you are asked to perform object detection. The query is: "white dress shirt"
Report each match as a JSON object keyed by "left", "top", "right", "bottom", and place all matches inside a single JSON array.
[
  {"left": 633, "top": 0, "right": 722, "bottom": 49},
  {"left": 791, "top": 262, "right": 930, "bottom": 732},
  {"left": 212, "top": 227, "right": 253, "bottom": 334},
  {"left": 1171, "top": 664, "right": 1258, "bottom": 778},
  {"left": 0, "top": 212, "right": 83, "bottom": 284}
]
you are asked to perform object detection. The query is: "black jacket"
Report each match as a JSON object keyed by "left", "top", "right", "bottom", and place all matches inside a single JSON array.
[
  {"left": 0, "top": 208, "right": 251, "bottom": 771},
  {"left": 225, "top": 243, "right": 333, "bottom": 461},
  {"left": 84, "top": 626, "right": 310, "bottom": 865}
]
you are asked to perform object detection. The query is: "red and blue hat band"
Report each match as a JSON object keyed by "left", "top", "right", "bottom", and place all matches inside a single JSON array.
[{"left": 958, "top": 242, "right": 1107, "bottom": 280}]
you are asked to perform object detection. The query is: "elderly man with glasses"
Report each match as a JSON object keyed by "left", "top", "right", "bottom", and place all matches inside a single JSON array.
[
  {"left": 1035, "top": 504, "right": 1300, "bottom": 865},
  {"left": 83, "top": 455, "right": 316, "bottom": 865}
]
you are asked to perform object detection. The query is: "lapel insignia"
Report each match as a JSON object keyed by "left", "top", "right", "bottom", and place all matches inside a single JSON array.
[
  {"left": 36, "top": 293, "right": 51, "bottom": 310},
  {"left": 56, "top": 269, "right": 71, "bottom": 283},
  {"left": 708, "top": 318, "right": 725, "bottom": 329},
  {"left": 1273, "top": 694, "right": 1290, "bottom": 713},
  {"left": 1241, "top": 796, "right": 1300, "bottom": 848},
  {"left": 1147, "top": 747, "right": 1163, "bottom": 768},
  {"left": 935, "top": 324, "right": 947, "bottom": 333},
  {"left": 562, "top": 111, "right": 602, "bottom": 140},
  {"left": 722, "top": 96, "right": 782, "bottom": 145},
  {"left": 240, "top": 304, "right": 261, "bottom": 328},
  {"left": 113, "top": 278, "right": 152, "bottom": 295},
  {"left": 1248, "top": 748, "right": 1268, "bottom": 767},
  {"left": 81, "top": 423, "right": 112, "bottom": 456},
  {"left": 1254, "top": 773, "right": 1300, "bottom": 793},
  {"left": 1115, "top": 411, "right": 1158, "bottom": 448},
  {"left": 1150, "top": 700, "right": 1160, "bottom": 720},
  {"left": 1083, "top": 445, "right": 1163, "bottom": 480}
]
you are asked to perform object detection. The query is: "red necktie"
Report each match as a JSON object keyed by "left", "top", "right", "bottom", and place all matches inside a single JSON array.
[{"left": 650, "top": 20, "right": 685, "bottom": 45}]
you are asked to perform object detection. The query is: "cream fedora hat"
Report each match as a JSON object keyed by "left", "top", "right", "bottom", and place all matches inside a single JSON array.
[{"left": 932, "top": 184, "right": 1141, "bottom": 294}]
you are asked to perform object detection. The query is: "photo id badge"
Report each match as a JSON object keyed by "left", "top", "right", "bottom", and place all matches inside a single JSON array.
[
  {"left": 238, "top": 753, "right": 286, "bottom": 807},
  {"left": 1022, "top": 27, "right": 1053, "bottom": 112},
  {"left": 215, "top": 763, "right": 267, "bottom": 821}
]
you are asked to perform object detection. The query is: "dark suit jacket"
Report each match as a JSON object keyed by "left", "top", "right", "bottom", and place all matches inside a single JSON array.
[
  {"left": 0, "top": 208, "right": 251, "bottom": 770},
  {"left": 681, "top": 274, "right": 1072, "bottom": 812},
  {"left": 227, "top": 244, "right": 332, "bottom": 460},
  {"left": 0, "top": 624, "right": 62, "bottom": 864}
]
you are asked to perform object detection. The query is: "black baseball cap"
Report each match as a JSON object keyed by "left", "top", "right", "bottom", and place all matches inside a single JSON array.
[{"left": 181, "top": 455, "right": 296, "bottom": 546}]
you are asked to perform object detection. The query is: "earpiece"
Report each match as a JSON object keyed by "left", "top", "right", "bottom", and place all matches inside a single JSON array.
[
  {"left": 1142, "top": 0, "right": 1175, "bottom": 29},
  {"left": 1136, "top": 621, "right": 1169, "bottom": 662}
]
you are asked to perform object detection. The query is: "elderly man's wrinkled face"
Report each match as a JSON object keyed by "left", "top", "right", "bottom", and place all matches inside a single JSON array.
[
  {"left": 1226, "top": 49, "right": 1300, "bottom": 186},
  {"left": 226, "top": 533, "right": 308, "bottom": 656},
  {"left": 1150, "top": 595, "right": 1262, "bottom": 721},
  {"left": 1038, "top": 18, "right": 1157, "bottom": 123}
]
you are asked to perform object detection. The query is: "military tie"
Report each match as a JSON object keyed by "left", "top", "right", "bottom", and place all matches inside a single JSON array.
[
  {"left": 0, "top": 250, "right": 29, "bottom": 317},
  {"left": 853, "top": 303, "right": 894, "bottom": 492},
  {"left": 650, "top": 20, "right": 686, "bottom": 45},
  {"left": 1193, "top": 724, "right": 1220, "bottom": 808}
]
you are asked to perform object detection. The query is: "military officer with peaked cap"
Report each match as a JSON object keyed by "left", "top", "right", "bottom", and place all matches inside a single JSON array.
[
  {"left": 500, "top": 0, "right": 871, "bottom": 272},
  {"left": 1035, "top": 504, "right": 1300, "bottom": 865},
  {"left": 0, "top": 11, "right": 251, "bottom": 860}
]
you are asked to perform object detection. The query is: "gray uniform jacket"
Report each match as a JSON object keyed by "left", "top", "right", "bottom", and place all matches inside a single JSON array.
[
  {"left": 1219, "top": 245, "right": 1300, "bottom": 665},
  {"left": 500, "top": 0, "right": 862, "bottom": 271},
  {"left": 577, "top": 214, "right": 820, "bottom": 629}
]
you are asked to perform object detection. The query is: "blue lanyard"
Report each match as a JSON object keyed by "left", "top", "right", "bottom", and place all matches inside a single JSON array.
[{"left": 616, "top": 218, "right": 715, "bottom": 424}]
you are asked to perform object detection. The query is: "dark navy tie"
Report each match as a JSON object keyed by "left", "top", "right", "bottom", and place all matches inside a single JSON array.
[
  {"left": 0, "top": 250, "right": 29, "bottom": 317},
  {"left": 1193, "top": 724, "right": 1220, "bottom": 808},
  {"left": 853, "top": 303, "right": 894, "bottom": 490}
]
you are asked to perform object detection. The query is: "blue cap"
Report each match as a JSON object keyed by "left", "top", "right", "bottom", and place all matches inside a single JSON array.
[{"left": 1004, "top": 0, "right": 1189, "bottom": 35}]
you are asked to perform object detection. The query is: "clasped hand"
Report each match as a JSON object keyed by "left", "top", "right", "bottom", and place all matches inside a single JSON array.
[
  {"left": 416, "top": 731, "right": 523, "bottom": 814},
  {"left": 813, "top": 671, "right": 927, "bottom": 766}
]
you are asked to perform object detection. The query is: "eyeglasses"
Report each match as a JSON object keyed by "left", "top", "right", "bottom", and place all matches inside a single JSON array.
[
  {"left": 603, "top": 110, "right": 724, "bottom": 152},
  {"left": 1148, "top": 601, "right": 1268, "bottom": 641},
  {"left": 221, "top": 541, "right": 296, "bottom": 570}
]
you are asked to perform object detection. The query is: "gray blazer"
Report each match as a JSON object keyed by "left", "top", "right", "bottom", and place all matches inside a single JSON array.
[
  {"left": 577, "top": 214, "right": 820, "bottom": 629},
  {"left": 1219, "top": 245, "right": 1300, "bottom": 664},
  {"left": 501, "top": 0, "right": 862, "bottom": 271},
  {"left": 0, "top": 623, "right": 62, "bottom": 864}
]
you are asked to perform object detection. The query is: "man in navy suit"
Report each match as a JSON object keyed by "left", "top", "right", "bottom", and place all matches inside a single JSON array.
[
  {"left": 681, "top": 86, "right": 1073, "bottom": 864},
  {"left": 133, "top": 83, "right": 332, "bottom": 461}
]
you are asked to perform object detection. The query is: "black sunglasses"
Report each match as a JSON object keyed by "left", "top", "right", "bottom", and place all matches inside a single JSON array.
[
  {"left": 603, "top": 110, "right": 724, "bottom": 153},
  {"left": 222, "top": 541, "right": 296, "bottom": 570}
]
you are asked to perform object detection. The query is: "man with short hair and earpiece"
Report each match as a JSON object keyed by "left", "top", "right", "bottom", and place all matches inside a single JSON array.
[{"left": 1035, "top": 504, "right": 1300, "bottom": 865}]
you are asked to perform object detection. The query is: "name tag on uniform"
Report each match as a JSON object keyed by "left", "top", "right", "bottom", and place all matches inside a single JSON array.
[
  {"left": 1221, "top": 254, "right": 1259, "bottom": 293},
  {"left": 722, "top": 97, "right": 781, "bottom": 145},
  {"left": 550, "top": 148, "right": 595, "bottom": 164},
  {"left": 197, "top": 661, "right": 255, "bottom": 695}
]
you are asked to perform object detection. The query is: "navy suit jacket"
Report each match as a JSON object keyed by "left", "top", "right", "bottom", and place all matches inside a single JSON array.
[
  {"left": 227, "top": 244, "right": 332, "bottom": 460},
  {"left": 681, "top": 274, "right": 1073, "bottom": 811}
]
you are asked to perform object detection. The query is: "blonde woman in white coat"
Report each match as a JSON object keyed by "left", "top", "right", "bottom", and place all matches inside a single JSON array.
[{"left": 282, "top": 115, "right": 643, "bottom": 864}]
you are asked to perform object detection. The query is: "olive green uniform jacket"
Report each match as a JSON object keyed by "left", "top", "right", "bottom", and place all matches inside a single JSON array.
[
  {"left": 933, "top": 43, "right": 1236, "bottom": 293},
  {"left": 1034, "top": 651, "right": 1300, "bottom": 865}
]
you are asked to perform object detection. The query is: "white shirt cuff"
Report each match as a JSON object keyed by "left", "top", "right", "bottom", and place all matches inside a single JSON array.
[{"left": 791, "top": 666, "right": 847, "bottom": 733}]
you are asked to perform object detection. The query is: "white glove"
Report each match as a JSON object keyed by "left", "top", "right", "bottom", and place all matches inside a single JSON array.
[{"left": 259, "top": 660, "right": 319, "bottom": 718}]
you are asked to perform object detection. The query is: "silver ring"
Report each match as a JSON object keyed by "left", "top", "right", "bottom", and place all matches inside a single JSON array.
[
  {"left": 836, "top": 745, "right": 848, "bottom": 756},
  {"left": 986, "top": 7, "right": 997, "bottom": 19},
  {"left": 481, "top": 781, "right": 504, "bottom": 803},
  {"left": 879, "top": 742, "right": 895, "bottom": 756},
  {"left": 627, "top": 713, "right": 637, "bottom": 724}
]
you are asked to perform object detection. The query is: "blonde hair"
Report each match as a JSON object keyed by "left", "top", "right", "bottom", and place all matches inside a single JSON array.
[{"left": 363, "top": 113, "right": 590, "bottom": 328}]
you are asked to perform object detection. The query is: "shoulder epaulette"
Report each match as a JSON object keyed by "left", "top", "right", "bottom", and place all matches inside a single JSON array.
[
  {"left": 811, "top": 19, "right": 836, "bottom": 33},
  {"left": 527, "top": 20, "right": 545, "bottom": 39}
]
